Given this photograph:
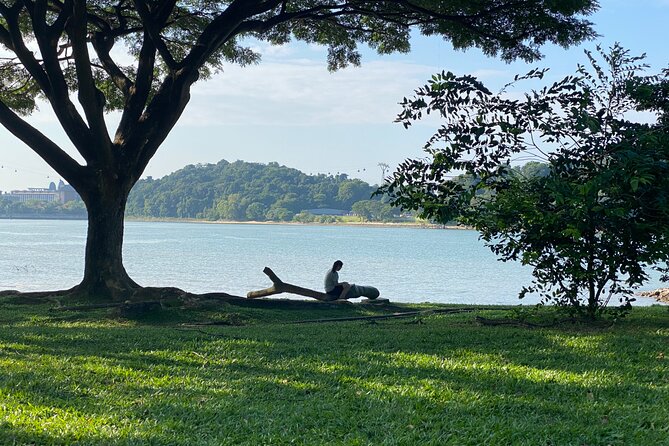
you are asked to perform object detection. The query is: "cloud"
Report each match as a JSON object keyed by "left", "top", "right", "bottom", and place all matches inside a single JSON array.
[
  {"left": 12, "top": 59, "right": 534, "bottom": 133},
  {"left": 183, "top": 59, "right": 450, "bottom": 127},
  {"left": 470, "top": 69, "right": 512, "bottom": 80},
  {"left": 248, "top": 42, "right": 296, "bottom": 58}
]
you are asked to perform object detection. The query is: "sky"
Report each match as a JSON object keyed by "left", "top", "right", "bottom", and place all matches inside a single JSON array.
[{"left": 1, "top": 0, "right": 668, "bottom": 192}]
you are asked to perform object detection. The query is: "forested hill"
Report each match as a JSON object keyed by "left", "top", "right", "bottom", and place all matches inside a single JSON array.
[{"left": 126, "top": 160, "right": 382, "bottom": 221}]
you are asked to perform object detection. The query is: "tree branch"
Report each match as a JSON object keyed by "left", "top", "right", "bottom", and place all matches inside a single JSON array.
[
  {"left": 181, "top": 0, "right": 280, "bottom": 70},
  {"left": 0, "top": 3, "right": 51, "bottom": 94},
  {"left": 48, "top": 0, "right": 71, "bottom": 36},
  {"left": 115, "top": 30, "right": 157, "bottom": 147},
  {"left": 125, "top": 67, "right": 198, "bottom": 178},
  {"left": 68, "top": 0, "right": 112, "bottom": 157},
  {"left": 91, "top": 32, "right": 133, "bottom": 95},
  {"left": 118, "top": 2, "right": 286, "bottom": 175},
  {"left": 0, "top": 22, "right": 12, "bottom": 48},
  {"left": 28, "top": 0, "right": 97, "bottom": 162},
  {"left": 132, "top": 0, "right": 179, "bottom": 70},
  {"left": 0, "top": 100, "right": 84, "bottom": 184}
]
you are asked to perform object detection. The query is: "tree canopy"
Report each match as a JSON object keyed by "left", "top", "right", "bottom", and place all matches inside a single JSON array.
[
  {"left": 383, "top": 45, "right": 669, "bottom": 318},
  {"left": 0, "top": 0, "right": 599, "bottom": 300}
]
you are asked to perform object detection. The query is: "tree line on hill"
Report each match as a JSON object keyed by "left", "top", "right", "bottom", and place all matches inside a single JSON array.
[
  {"left": 125, "top": 160, "right": 399, "bottom": 222},
  {"left": 0, "top": 159, "right": 549, "bottom": 222},
  {"left": 0, "top": 197, "right": 86, "bottom": 218}
]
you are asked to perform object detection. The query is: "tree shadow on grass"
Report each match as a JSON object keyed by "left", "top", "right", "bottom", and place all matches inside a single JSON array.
[{"left": 0, "top": 309, "right": 666, "bottom": 445}]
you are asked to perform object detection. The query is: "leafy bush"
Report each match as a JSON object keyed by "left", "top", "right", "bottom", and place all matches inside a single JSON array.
[{"left": 383, "top": 45, "right": 669, "bottom": 318}]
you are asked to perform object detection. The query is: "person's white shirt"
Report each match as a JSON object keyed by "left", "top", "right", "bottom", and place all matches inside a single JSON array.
[{"left": 324, "top": 269, "right": 338, "bottom": 293}]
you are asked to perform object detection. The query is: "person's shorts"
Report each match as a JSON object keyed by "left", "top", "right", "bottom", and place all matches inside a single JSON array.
[{"left": 326, "top": 285, "right": 344, "bottom": 297}]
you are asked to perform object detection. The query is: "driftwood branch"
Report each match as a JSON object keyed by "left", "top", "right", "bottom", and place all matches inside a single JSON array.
[{"left": 247, "top": 267, "right": 337, "bottom": 301}]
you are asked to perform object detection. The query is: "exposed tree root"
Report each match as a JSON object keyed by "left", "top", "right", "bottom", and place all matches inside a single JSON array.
[
  {"left": 1, "top": 286, "right": 239, "bottom": 304},
  {"left": 2, "top": 285, "right": 359, "bottom": 314},
  {"left": 1, "top": 265, "right": 384, "bottom": 311},
  {"left": 0, "top": 289, "right": 72, "bottom": 301}
]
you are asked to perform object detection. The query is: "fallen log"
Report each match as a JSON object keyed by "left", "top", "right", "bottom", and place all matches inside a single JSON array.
[
  {"left": 247, "top": 267, "right": 338, "bottom": 301},
  {"left": 247, "top": 267, "right": 382, "bottom": 301}
]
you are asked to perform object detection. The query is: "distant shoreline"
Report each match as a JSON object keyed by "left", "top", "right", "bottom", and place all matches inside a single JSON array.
[
  {"left": 123, "top": 216, "right": 468, "bottom": 230},
  {"left": 0, "top": 214, "right": 86, "bottom": 220},
  {"left": 0, "top": 214, "right": 468, "bottom": 230}
]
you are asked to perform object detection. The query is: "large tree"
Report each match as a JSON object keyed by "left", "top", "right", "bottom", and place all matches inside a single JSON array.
[
  {"left": 382, "top": 45, "right": 669, "bottom": 318},
  {"left": 0, "top": 0, "right": 598, "bottom": 301}
]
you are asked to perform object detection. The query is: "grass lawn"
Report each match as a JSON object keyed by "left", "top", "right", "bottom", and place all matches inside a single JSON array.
[{"left": 0, "top": 300, "right": 666, "bottom": 445}]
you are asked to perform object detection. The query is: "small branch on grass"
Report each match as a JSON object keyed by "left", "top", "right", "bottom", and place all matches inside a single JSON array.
[
  {"left": 475, "top": 316, "right": 578, "bottom": 328},
  {"left": 52, "top": 302, "right": 125, "bottom": 311},
  {"left": 181, "top": 312, "right": 431, "bottom": 326},
  {"left": 288, "top": 308, "right": 498, "bottom": 324},
  {"left": 180, "top": 308, "right": 491, "bottom": 327}
]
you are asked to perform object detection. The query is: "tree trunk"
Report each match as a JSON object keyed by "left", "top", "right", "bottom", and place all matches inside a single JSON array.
[{"left": 74, "top": 181, "right": 139, "bottom": 301}]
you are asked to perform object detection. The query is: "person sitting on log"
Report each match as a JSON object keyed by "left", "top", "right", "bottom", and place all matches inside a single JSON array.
[{"left": 324, "top": 260, "right": 352, "bottom": 300}]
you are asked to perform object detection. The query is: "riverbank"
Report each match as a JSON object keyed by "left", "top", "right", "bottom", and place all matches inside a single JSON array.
[
  {"left": 123, "top": 215, "right": 466, "bottom": 230},
  {"left": 1, "top": 214, "right": 465, "bottom": 229},
  {"left": 0, "top": 302, "right": 666, "bottom": 445},
  {"left": 0, "top": 214, "right": 86, "bottom": 220}
]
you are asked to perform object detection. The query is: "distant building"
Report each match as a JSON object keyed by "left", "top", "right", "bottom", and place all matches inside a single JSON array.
[
  {"left": 3, "top": 180, "right": 81, "bottom": 203},
  {"left": 7, "top": 188, "right": 59, "bottom": 203},
  {"left": 57, "top": 181, "right": 80, "bottom": 203}
]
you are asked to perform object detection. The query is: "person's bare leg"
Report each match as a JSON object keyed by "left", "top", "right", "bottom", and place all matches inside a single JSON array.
[{"left": 339, "top": 283, "right": 351, "bottom": 300}]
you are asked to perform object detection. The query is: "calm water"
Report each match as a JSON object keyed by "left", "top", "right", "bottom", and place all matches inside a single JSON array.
[{"left": 0, "top": 219, "right": 663, "bottom": 305}]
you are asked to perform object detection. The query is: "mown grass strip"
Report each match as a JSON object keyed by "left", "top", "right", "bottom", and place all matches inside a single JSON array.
[{"left": 0, "top": 302, "right": 666, "bottom": 445}]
